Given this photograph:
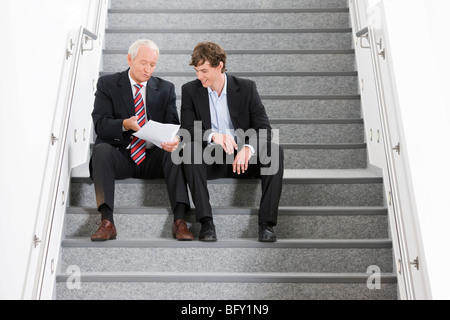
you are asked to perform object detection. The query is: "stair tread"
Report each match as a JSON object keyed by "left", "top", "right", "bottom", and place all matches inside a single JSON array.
[
  {"left": 104, "top": 49, "right": 356, "bottom": 54},
  {"left": 56, "top": 271, "right": 397, "bottom": 283},
  {"left": 71, "top": 168, "right": 382, "bottom": 184},
  {"left": 106, "top": 28, "right": 353, "bottom": 33},
  {"left": 67, "top": 206, "right": 388, "bottom": 215},
  {"left": 61, "top": 238, "right": 392, "bottom": 249},
  {"left": 110, "top": 0, "right": 350, "bottom": 10},
  {"left": 109, "top": 8, "right": 350, "bottom": 13}
]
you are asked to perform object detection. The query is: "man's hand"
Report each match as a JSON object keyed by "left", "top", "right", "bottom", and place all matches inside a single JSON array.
[
  {"left": 212, "top": 133, "right": 237, "bottom": 155},
  {"left": 123, "top": 116, "right": 141, "bottom": 132},
  {"left": 161, "top": 135, "right": 180, "bottom": 153},
  {"left": 233, "top": 146, "right": 253, "bottom": 175}
]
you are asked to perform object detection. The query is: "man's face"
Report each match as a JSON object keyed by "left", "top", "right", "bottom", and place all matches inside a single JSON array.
[
  {"left": 194, "top": 60, "right": 224, "bottom": 90},
  {"left": 127, "top": 46, "right": 158, "bottom": 83}
]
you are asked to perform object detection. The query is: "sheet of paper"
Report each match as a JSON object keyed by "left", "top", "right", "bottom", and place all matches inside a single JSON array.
[{"left": 133, "top": 120, "right": 180, "bottom": 149}]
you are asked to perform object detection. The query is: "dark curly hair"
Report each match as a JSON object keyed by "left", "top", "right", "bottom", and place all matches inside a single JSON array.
[{"left": 189, "top": 42, "right": 227, "bottom": 73}]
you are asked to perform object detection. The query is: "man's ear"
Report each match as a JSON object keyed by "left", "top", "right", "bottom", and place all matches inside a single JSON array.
[{"left": 127, "top": 54, "right": 132, "bottom": 67}]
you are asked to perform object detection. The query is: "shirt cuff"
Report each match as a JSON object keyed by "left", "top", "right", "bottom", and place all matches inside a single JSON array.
[{"left": 243, "top": 144, "right": 255, "bottom": 155}]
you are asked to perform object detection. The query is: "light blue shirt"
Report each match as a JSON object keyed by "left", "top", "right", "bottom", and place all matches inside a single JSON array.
[
  {"left": 208, "top": 74, "right": 234, "bottom": 136},
  {"left": 207, "top": 74, "right": 255, "bottom": 154}
]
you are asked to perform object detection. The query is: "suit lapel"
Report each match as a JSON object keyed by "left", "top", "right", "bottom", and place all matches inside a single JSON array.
[
  {"left": 226, "top": 75, "right": 241, "bottom": 127},
  {"left": 146, "top": 77, "right": 161, "bottom": 120},
  {"left": 195, "top": 80, "right": 212, "bottom": 130},
  {"left": 118, "top": 70, "right": 135, "bottom": 118}
]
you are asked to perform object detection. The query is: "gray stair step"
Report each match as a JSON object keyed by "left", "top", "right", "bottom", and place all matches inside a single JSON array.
[
  {"left": 55, "top": 276, "right": 397, "bottom": 300},
  {"left": 174, "top": 119, "right": 366, "bottom": 144},
  {"left": 64, "top": 206, "right": 389, "bottom": 240},
  {"left": 87, "top": 142, "right": 368, "bottom": 170},
  {"left": 271, "top": 120, "right": 364, "bottom": 144},
  {"left": 70, "top": 169, "right": 383, "bottom": 208},
  {"left": 98, "top": 73, "right": 358, "bottom": 98},
  {"left": 56, "top": 271, "right": 397, "bottom": 284},
  {"left": 105, "top": 31, "right": 353, "bottom": 51},
  {"left": 262, "top": 99, "right": 361, "bottom": 119},
  {"left": 97, "top": 73, "right": 359, "bottom": 97},
  {"left": 107, "top": 11, "right": 350, "bottom": 30},
  {"left": 174, "top": 99, "right": 362, "bottom": 121},
  {"left": 110, "top": 0, "right": 350, "bottom": 10},
  {"left": 59, "top": 239, "right": 393, "bottom": 273},
  {"left": 102, "top": 52, "right": 357, "bottom": 73},
  {"left": 169, "top": 75, "right": 358, "bottom": 96},
  {"left": 87, "top": 142, "right": 367, "bottom": 170},
  {"left": 283, "top": 144, "right": 367, "bottom": 169}
]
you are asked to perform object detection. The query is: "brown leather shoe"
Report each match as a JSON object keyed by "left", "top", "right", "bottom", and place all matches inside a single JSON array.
[
  {"left": 172, "top": 219, "right": 194, "bottom": 241},
  {"left": 91, "top": 220, "right": 117, "bottom": 241}
]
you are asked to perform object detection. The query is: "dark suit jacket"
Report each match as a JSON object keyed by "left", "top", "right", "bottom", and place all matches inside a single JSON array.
[
  {"left": 92, "top": 69, "right": 179, "bottom": 150},
  {"left": 180, "top": 74, "right": 272, "bottom": 149}
]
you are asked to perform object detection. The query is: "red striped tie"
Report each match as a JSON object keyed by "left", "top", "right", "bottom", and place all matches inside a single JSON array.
[{"left": 130, "top": 84, "right": 146, "bottom": 165}]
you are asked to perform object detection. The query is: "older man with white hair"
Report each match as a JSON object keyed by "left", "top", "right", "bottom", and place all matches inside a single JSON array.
[{"left": 89, "top": 39, "right": 193, "bottom": 241}]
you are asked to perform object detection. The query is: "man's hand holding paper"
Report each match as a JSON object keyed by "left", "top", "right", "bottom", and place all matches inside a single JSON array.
[{"left": 133, "top": 120, "right": 181, "bottom": 152}]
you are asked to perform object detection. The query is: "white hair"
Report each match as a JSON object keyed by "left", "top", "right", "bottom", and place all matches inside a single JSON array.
[{"left": 128, "top": 39, "right": 160, "bottom": 59}]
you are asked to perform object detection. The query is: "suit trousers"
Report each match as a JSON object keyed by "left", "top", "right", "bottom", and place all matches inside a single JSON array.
[
  {"left": 183, "top": 142, "right": 284, "bottom": 225},
  {"left": 90, "top": 143, "right": 190, "bottom": 213}
]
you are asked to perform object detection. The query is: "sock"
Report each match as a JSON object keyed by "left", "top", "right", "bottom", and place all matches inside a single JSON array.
[
  {"left": 200, "top": 217, "right": 213, "bottom": 225},
  {"left": 100, "top": 204, "right": 114, "bottom": 225},
  {"left": 173, "top": 203, "right": 188, "bottom": 222},
  {"left": 260, "top": 222, "right": 275, "bottom": 228}
]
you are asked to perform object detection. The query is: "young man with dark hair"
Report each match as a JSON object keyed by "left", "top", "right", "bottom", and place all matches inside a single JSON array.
[{"left": 180, "top": 42, "right": 284, "bottom": 242}]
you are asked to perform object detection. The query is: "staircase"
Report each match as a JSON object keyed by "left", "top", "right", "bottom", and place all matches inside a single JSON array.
[{"left": 56, "top": 0, "right": 398, "bottom": 300}]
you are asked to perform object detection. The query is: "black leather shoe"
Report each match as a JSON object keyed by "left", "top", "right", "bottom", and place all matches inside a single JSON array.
[
  {"left": 199, "top": 220, "right": 217, "bottom": 242},
  {"left": 258, "top": 224, "right": 277, "bottom": 242}
]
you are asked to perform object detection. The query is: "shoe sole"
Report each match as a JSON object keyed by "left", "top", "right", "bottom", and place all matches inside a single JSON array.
[
  {"left": 91, "top": 237, "right": 117, "bottom": 242},
  {"left": 173, "top": 236, "right": 194, "bottom": 241},
  {"left": 258, "top": 238, "right": 277, "bottom": 243}
]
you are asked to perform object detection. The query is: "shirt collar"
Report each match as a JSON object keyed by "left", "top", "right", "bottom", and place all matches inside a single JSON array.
[
  {"left": 208, "top": 73, "right": 227, "bottom": 96},
  {"left": 128, "top": 70, "right": 148, "bottom": 89}
]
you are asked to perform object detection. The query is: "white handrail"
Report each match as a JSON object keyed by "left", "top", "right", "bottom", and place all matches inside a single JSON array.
[
  {"left": 28, "top": 0, "right": 108, "bottom": 299},
  {"left": 364, "top": 25, "right": 414, "bottom": 299},
  {"left": 349, "top": 0, "right": 424, "bottom": 300}
]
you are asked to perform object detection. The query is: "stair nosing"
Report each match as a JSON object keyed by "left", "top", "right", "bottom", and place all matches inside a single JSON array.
[
  {"left": 56, "top": 272, "right": 397, "bottom": 284},
  {"left": 174, "top": 95, "right": 362, "bottom": 101},
  {"left": 103, "top": 49, "right": 355, "bottom": 55},
  {"left": 66, "top": 206, "right": 388, "bottom": 216},
  {"left": 258, "top": 95, "right": 361, "bottom": 100},
  {"left": 71, "top": 175, "right": 382, "bottom": 185},
  {"left": 105, "top": 28, "right": 353, "bottom": 34},
  {"left": 270, "top": 118, "right": 363, "bottom": 124},
  {"left": 152, "top": 72, "right": 358, "bottom": 77},
  {"left": 108, "top": 8, "right": 350, "bottom": 14},
  {"left": 61, "top": 238, "right": 392, "bottom": 249},
  {"left": 99, "top": 71, "right": 358, "bottom": 77},
  {"left": 281, "top": 143, "right": 367, "bottom": 149}
]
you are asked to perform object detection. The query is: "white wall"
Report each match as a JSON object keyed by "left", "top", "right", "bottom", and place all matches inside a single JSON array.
[
  {"left": 381, "top": 0, "right": 450, "bottom": 300},
  {"left": 0, "top": 0, "right": 96, "bottom": 300},
  {"left": 357, "top": 0, "right": 450, "bottom": 299}
]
